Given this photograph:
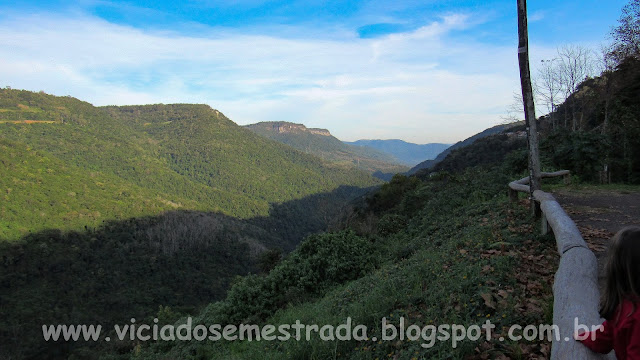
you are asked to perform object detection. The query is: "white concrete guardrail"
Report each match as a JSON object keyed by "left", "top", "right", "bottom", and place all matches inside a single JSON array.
[{"left": 508, "top": 171, "right": 615, "bottom": 360}]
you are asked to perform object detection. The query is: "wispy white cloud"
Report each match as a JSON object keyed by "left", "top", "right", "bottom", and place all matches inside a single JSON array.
[
  {"left": 0, "top": 11, "right": 523, "bottom": 143},
  {"left": 529, "top": 10, "right": 546, "bottom": 23}
]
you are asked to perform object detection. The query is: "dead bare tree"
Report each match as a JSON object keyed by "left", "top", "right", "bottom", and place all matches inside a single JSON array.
[
  {"left": 596, "top": 45, "right": 619, "bottom": 135},
  {"left": 556, "top": 45, "right": 596, "bottom": 131},
  {"left": 535, "top": 58, "right": 563, "bottom": 129},
  {"left": 501, "top": 91, "right": 525, "bottom": 124}
]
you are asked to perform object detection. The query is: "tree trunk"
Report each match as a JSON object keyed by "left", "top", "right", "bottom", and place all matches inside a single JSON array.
[
  {"left": 602, "top": 99, "right": 609, "bottom": 135},
  {"left": 517, "top": 0, "right": 542, "bottom": 216}
]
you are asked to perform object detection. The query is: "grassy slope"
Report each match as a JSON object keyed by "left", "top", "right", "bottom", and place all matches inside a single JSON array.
[{"left": 137, "top": 137, "right": 558, "bottom": 360}]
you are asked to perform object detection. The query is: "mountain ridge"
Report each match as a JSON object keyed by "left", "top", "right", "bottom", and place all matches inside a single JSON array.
[
  {"left": 407, "top": 122, "right": 524, "bottom": 174},
  {"left": 0, "top": 89, "right": 380, "bottom": 242},
  {"left": 245, "top": 121, "right": 408, "bottom": 180},
  {"left": 259, "top": 121, "right": 332, "bottom": 136},
  {"left": 345, "top": 139, "right": 450, "bottom": 166}
]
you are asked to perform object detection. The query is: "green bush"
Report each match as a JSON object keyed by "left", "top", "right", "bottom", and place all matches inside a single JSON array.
[
  {"left": 540, "top": 130, "right": 608, "bottom": 181},
  {"left": 377, "top": 213, "right": 408, "bottom": 235},
  {"left": 214, "top": 230, "right": 377, "bottom": 325},
  {"left": 366, "top": 174, "right": 421, "bottom": 213}
]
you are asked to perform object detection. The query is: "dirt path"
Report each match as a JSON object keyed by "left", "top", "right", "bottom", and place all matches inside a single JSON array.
[{"left": 552, "top": 187, "right": 640, "bottom": 292}]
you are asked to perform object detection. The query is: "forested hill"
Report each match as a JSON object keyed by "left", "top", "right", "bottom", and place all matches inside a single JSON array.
[
  {"left": 134, "top": 124, "right": 545, "bottom": 360},
  {"left": 0, "top": 89, "right": 384, "bottom": 359},
  {"left": 408, "top": 122, "right": 522, "bottom": 174},
  {"left": 245, "top": 121, "right": 408, "bottom": 180},
  {"left": 0, "top": 89, "right": 380, "bottom": 241}
]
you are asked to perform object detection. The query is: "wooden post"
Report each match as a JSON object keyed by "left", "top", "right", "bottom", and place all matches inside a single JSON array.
[{"left": 517, "top": 0, "right": 542, "bottom": 217}]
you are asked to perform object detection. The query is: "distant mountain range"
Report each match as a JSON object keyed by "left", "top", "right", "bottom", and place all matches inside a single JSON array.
[
  {"left": 407, "top": 122, "right": 524, "bottom": 175},
  {"left": 245, "top": 121, "right": 408, "bottom": 180},
  {"left": 344, "top": 139, "right": 450, "bottom": 166}
]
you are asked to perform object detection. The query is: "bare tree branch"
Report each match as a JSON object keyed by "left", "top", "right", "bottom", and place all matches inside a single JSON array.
[{"left": 555, "top": 45, "right": 596, "bottom": 131}]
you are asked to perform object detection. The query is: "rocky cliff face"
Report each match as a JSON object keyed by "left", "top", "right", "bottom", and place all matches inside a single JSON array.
[
  {"left": 266, "top": 122, "right": 331, "bottom": 136},
  {"left": 307, "top": 128, "right": 331, "bottom": 136}
]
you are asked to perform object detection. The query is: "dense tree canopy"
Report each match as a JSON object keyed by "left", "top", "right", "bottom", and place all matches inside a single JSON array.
[{"left": 611, "top": 0, "right": 640, "bottom": 62}]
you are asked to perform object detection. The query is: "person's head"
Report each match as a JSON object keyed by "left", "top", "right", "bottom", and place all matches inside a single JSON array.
[{"left": 601, "top": 226, "right": 640, "bottom": 319}]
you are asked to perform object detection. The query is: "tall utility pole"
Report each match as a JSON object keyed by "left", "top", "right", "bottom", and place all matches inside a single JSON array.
[{"left": 517, "top": 0, "right": 542, "bottom": 215}]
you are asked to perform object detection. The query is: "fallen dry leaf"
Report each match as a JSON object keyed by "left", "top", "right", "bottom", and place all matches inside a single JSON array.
[{"left": 480, "top": 293, "right": 495, "bottom": 309}]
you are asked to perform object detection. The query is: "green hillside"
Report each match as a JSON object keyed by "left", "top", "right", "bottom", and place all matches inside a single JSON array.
[
  {"left": 134, "top": 44, "right": 640, "bottom": 360},
  {"left": 245, "top": 121, "right": 408, "bottom": 180},
  {"left": 0, "top": 138, "right": 196, "bottom": 239},
  {"left": 408, "top": 123, "right": 522, "bottom": 175},
  {"left": 0, "top": 89, "right": 380, "bottom": 241},
  {"left": 0, "top": 89, "right": 385, "bottom": 359},
  {"left": 136, "top": 132, "right": 559, "bottom": 359},
  {"left": 4, "top": 47, "right": 639, "bottom": 360}
]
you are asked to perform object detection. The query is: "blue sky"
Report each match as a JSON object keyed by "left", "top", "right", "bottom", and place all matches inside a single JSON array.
[{"left": 0, "top": 0, "right": 628, "bottom": 143}]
